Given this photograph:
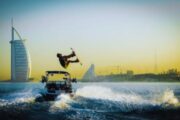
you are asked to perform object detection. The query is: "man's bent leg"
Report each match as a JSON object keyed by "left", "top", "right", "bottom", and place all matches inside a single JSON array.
[
  {"left": 68, "top": 59, "right": 79, "bottom": 63},
  {"left": 64, "top": 59, "right": 79, "bottom": 68},
  {"left": 63, "top": 51, "right": 75, "bottom": 59}
]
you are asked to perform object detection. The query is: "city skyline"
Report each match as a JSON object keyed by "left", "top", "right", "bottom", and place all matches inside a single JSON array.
[{"left": 0, "top": 0, "right": 180, "bottom": 80}]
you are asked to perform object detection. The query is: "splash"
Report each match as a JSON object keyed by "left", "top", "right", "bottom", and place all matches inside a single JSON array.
[
  {"left": 0, "top": 88, "right": 39, "bottom": 106},
  {"left": 74, "top": 85, "right": 153, "bottom": 112},
  {"left": 75, "top": 86, "right": 143, "bottom": 103},
  {"left": 49, "top": 94, "right": 72, "bottom": 113},
  {"left": 155, "top": 89, "right": 179, "bottom": 106},
  {"left": 74, "top": 85, "right": 180, "bottom": 112},
  {"left": 0, "top": 96, "right": 34, "bottom": 107}
]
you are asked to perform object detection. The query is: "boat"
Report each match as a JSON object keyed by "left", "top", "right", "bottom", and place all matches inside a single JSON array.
[{"left": 36, "top": 70, "right": 77, "bottom": 101}]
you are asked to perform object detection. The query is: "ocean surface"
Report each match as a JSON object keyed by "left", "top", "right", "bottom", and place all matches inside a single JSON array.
[{"left": 0, "top": 82, "right": 180, "bottom": 120}]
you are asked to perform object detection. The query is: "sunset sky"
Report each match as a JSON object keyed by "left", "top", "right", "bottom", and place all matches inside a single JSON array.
[{"left": 0, "top": 0, "right": 180, "bottom": 80}]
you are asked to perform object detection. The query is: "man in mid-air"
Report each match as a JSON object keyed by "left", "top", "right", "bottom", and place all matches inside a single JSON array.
[{"left": 57, "top": 50, "right": 80, "bottom": 69}]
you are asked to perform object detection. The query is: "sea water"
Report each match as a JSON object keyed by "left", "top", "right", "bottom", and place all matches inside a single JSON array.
[{"left": 0, "top": 82, "right": 180, "bottom": 120}]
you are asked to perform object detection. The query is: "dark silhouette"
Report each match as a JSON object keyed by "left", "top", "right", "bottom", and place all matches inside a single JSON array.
[{"left": 57, "top": 50, "right": 79, "bottom": 69}]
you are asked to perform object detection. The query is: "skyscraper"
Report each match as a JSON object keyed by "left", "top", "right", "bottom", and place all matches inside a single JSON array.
[{"left": 10, "top": 21, "right": 31, "bottom": 81}]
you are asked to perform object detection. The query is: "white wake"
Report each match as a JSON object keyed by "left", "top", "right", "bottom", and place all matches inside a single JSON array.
[{"left": 75, "top": 85, "right": 179, "bottom": 111}]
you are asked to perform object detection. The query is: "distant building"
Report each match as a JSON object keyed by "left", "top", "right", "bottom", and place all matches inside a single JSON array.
[
  {"left": 82, "top": 64, "right": 96, "bottom": 81},
  {"left": 166, "top": 69, "right": 178, "bottom": 78},
  {"left": 126, "top": 70, "right": 134, "bottom": 76},
  {"left": 10, "top": 22, "right": 31, "bottom": 81},
  {"left": 167, "top": 69, "right": 178, "bottom": 75}
]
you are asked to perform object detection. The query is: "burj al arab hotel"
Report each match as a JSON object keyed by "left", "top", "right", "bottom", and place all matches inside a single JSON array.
[{"left": 10, "top": 21, "right": 31, "bottom": 81}]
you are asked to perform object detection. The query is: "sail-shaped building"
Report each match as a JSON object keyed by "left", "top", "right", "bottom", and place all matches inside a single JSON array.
[
  {"left": 82, "top": 64, "right": 96, "bottom": 81},
  {"left": 10, "top": 22, "right": 31, "bottom": 81}
]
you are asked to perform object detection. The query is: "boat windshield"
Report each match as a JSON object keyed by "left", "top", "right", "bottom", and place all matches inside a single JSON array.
[{"left": 46, "top": 81, "right": 69, "bottom": 90}]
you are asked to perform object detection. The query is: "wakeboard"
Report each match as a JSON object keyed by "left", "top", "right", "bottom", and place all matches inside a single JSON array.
[{"left": 71, "top": 48, "right": 82, "bottom": 66}]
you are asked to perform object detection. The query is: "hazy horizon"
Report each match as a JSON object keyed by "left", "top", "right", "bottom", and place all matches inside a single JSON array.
[{"left": 0, "top": 0, "right": 180, "bottom": 80}]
